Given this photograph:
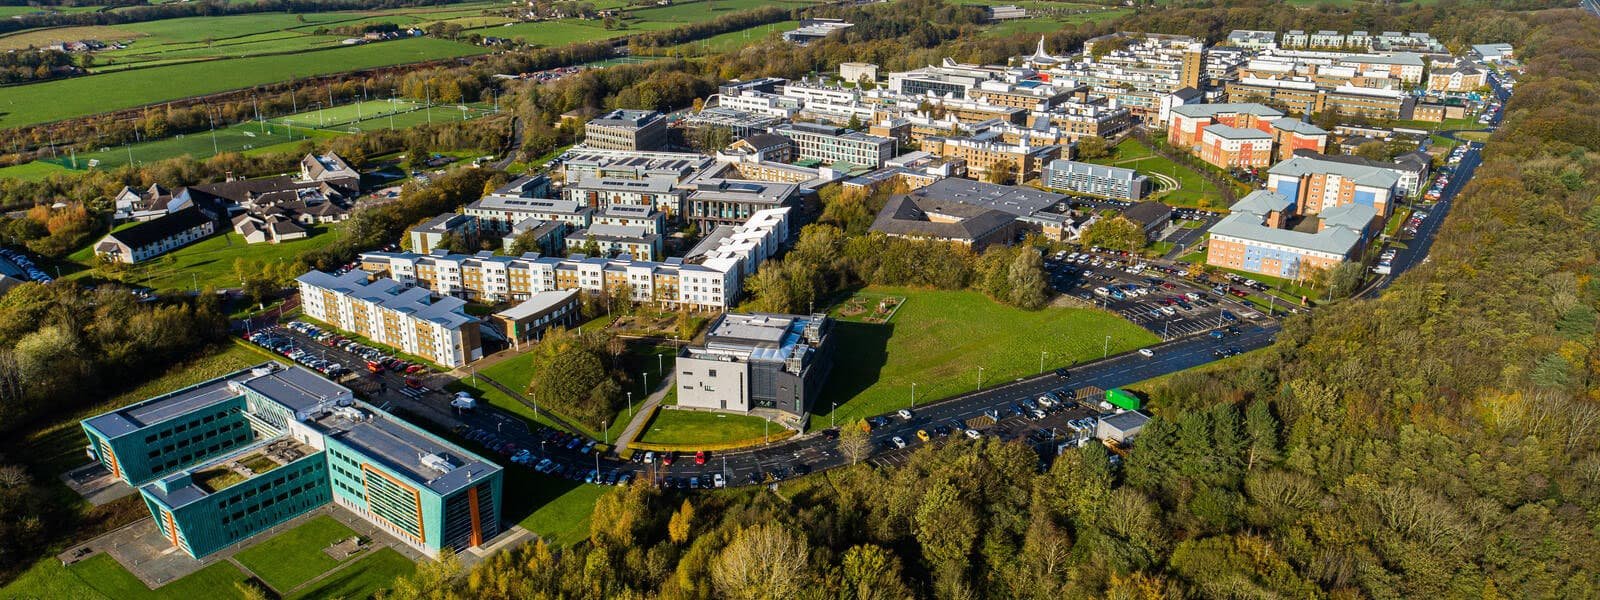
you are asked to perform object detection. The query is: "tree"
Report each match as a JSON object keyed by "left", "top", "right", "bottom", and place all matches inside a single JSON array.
[
  {"left": 1080, "top": 216, "right": 1146, "bottom": 253},
  {"left": 1354, "top": 140, "right": 1389, "bottom": 161},
  {"left": 1005, "top": 248, "right": 1049, "bottom": 309},
  {"left": 580, "top": 234, "right": 602, "bottom": 256},
  {"left": 667, "top": 499, "right": 694, "bottom": 544},
  {"left": 839, "top": 420, "right": 871, "bottom": 464},
  {"left": 985, "top": 159, "right": 1018, "bottom": 185},
  {"left": 846, "top": 114, "right": 863, "bottom": 131},
  {"left": 841, "top": 544, "right": 912, "bottom": 600},
  {"left": 1077, "top": 136, "right": 1112, "bottom": 161},
  {"left": 1327, "top": 261, "right": 1367, "bottom": 299},
  {"left": 711, "top": 524, "right": 814, "bottom": 600}
]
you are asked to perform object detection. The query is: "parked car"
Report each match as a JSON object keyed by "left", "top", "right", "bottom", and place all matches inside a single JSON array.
[{"left": 1138, "top": 348, "right": 1155, "bottom": 358}]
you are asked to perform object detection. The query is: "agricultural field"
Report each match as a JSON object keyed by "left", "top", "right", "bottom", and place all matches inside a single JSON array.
[
  {"left": 662, "top": 20, "right": 798, "bottom": 54},
  {"left": 981, "top": 10, "right": 1131, "bottom": 38},
  {"left": 0, "top": 24, "right": 148, "bottom": 51},
  {"left": 810, "top": 286, "right": 1159, "bottom": 430},
  {"left": 0, "top": 36, "right": 488, "bottom": 129}
]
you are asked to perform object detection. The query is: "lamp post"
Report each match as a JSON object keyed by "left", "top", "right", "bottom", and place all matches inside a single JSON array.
[
  {"left": 627, "top": 391, "right": 634, "bottom": 418},
  {"left": 977, "top": 366, "right": 985, "bottom": 391},
  {"left": 911, "top": 383, "right": 917, "bottom": 408},
  {"left": 1103, "top": 335, "right": 1111, "bottom": 357},
  {"left": 830, "top": 401, "right": 837, "bottom": 429},
  {"left": 1039, "top": 350, "right": 1047, "bottom": 374},
  {"left": 603, "top": 419, "right": 609, "bottom": 446}
]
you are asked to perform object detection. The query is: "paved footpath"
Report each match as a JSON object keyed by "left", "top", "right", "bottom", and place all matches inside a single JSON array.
[{"left": 614, "top": 372, "right": 676, "bottom": 453}]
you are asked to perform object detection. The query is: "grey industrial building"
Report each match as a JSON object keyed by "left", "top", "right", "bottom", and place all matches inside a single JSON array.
[{"left": 675, "top": 313, "right": 835, "bottom": 422}]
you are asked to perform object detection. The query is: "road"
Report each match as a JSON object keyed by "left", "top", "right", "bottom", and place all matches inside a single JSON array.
[
  {"left": 251, "top": 308, "right": 1274, "bottom": 487},
  {"left": 1360, "top": 76, "right": 1508, "bottom": 296}
]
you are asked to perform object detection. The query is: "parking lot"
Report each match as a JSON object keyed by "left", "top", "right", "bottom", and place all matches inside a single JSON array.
[{"left": 1045, "top": 249, "right": 1264, "bottom": 340}]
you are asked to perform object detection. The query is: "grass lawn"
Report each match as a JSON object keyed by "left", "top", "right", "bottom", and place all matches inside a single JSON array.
[
  {"left": 52, "top": 553, "right": 254, "bottom": 600},
  {"left": 65, "top": 224, "right": 345, "bottom": 292},
  {"left": 234, "top": 515, "right": 359, "bottom": 593},
  {"left": 623, "top": 0, "right": 817, "bottom": 23},
  {"left": 284, "top": 547, "right": 415, "bottom": 600},
  {"left": 637, "top": 409, "right": 775, "bottom": 446},
  {"left": 1088, "top": 138, "right": 1227, "bottom": 209},
  {"left": 809, "top": 286, "right": 1159, "bottom": 430},
  {"left": 0, "top": 37, "right": 488, "bottom": 128},
  {"left": 508, "top": 473, "right": 608, "bottom": 546}
]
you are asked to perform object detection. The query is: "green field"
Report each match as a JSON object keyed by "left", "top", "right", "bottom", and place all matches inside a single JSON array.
[
  {"left": 981, "top": 9, "right": 1132, "bottom": 38},
  {"left": 0, "top": 160, "right": 74, "bottom": 181},
  {"left": 234, "top": 516, "right": 360, "bottom": 592},
  {"left": 810, "top": 286, "right": 1159, "bottom": 430},
  {"left": 637, "top": 409, "right": 776, "bottom": 445},
  {"left": 63, "top": 224, "right": 345, "bottom": 291},
  {"left": 664, "top": 20, "right": 798, "bottom": 53},
  {"left": 0, "top": 36, "right": 488, "bottom": 129}
]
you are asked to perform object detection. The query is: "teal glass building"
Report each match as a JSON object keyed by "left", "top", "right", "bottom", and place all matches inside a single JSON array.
[{"left": 82, "top": 362, "right": 502, "bottom": 559}]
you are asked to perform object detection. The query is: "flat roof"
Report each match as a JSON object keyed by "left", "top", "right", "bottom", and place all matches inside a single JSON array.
[
  {"left": 87, "top": 378, "right": 241, "bottom": 438},
  {"left": 311, "top": 405, "right": 499, "bottom": 495}
]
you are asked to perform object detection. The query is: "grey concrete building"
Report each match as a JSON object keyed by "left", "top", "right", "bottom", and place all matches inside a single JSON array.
[{"left": 675, "top": 313, "right": 834, "bottom": 421}]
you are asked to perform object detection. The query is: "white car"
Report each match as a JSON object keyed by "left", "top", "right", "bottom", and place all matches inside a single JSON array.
[
  {"left": 964, "top": 429, "right": 982, "bottom": 440},
  {"left": 891, "top": 436, "right": 907, "bottom": 448},
  {"left": 897, "top": 408, "right": 914, "bottom": 420},
  {"left": 713, "top": 473, "right": 725, "bottom": 488},
  {"left": 1138, "top": 348, "right": 1155, "bottom": 358}
]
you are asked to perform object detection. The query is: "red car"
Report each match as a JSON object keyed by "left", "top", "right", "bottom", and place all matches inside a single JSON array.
[
  {"left": 694, "top": 451, "right": 707, "bottom": 465},
  {"left": 661, "top": 452, "right": 676, "bottom": 466}
]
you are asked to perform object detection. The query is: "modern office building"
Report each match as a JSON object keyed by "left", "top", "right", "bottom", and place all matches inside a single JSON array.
[
  {"left": 771, "top": 122, "right": 897, "bottom": 169},
  {"left": 81, "top": 362, "right": 503, "bottom": 559},
  {"left": 1199, "top": 125, "right": 1275, "bottom": 168},
  {"left": 675, "top": 312, "right": 835, "bottom": 421},
  {"left": 682, "top": 175, "right": 801, "bottom": 233},
  {"left": 681, "top": 107, "right": 788, "bottom": 140},
  {"left": 296, "top": 270, "right": 483, "bottom": 367},
  {"left": 1044, "top": 160, "right": 1152, "bottom": 201},
  {"left": 584, "top": 109, "right": 669, "bottom": 151}
]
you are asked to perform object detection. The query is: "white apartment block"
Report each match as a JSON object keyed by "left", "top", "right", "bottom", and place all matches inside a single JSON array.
[{"left": 358, "top": 208, "right": 792, "bottom": 311}]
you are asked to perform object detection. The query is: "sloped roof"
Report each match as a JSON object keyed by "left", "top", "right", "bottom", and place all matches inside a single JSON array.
[
  {"left": 103, "top": 207, "right": 212, "bottom": 249},
  {"left": 870, "top": 195, "right": 1015, "bottom": 242}
]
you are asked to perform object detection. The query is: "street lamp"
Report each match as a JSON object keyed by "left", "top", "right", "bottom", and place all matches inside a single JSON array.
[
  {"left": 830, "top": 401, "right": 837, "bottom": 429},
  {"left": 627, "top": 391, "right": 634, "bottom": 418},
  {"left": 977, "top": 366, "right": 985, "bottom": 391},
  {"left": 1103, "top": 335, "right": 1111, "bottom": 357},
  {"left": 911, "top": 383, "right": 917, "bottom": 408},
  {"left": 1039, "top": 350, "right": 1047, "bottom": 374}
]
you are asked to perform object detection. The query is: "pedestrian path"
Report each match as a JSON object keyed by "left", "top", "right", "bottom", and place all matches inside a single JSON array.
[{"left": 614, "top": 372, "right": 675, "bottom": 454}]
